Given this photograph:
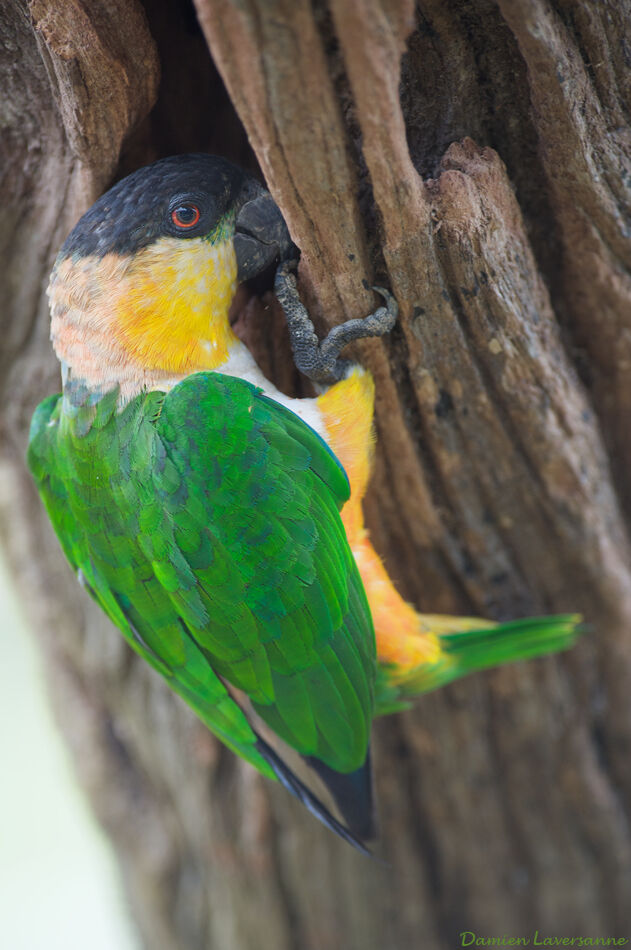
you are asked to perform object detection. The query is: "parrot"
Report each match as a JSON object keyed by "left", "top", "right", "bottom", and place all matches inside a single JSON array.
[{"left": 28, "top": 153, "right": 581, "bottom": 853}]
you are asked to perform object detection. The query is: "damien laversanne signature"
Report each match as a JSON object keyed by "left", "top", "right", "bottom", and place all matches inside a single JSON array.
[{"left": 459, "top": 935, "right": 629, "bottom": 947}]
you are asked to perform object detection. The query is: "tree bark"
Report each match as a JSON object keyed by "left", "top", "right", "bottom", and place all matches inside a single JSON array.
[{"left": 2, "top": 0, "right": 631, "bottom": 946}]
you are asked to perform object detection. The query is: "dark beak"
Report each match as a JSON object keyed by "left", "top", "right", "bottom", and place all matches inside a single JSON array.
[{"left": 234, "top": 191, "right": 298, "bottom": 283}]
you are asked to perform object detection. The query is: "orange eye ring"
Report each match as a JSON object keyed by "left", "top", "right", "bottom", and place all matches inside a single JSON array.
[{"left": 171, "top": 204, "right": 201, "bottom": 229}]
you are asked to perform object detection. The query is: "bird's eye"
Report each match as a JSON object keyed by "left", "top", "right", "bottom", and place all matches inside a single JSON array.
[{"left": 171, "top": 204, "right": 201, "bottom": 229}]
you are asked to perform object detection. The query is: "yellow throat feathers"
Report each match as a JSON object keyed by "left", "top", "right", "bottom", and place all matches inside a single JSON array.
[{"left": 50, "top": 235, "right": 239, "bottom": 381}]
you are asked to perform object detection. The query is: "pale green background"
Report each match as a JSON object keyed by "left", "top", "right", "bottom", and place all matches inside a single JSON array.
[{"left": 0, "top": 550, "right": 139, "bottom": 950}]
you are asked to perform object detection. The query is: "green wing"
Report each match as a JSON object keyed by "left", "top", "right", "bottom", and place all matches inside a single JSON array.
[
  {"left": 154, "top": 373, "right": 376, "bottom": 772},
  {"left": 28, "top": 373, "right": 376, "bottom": 778}
]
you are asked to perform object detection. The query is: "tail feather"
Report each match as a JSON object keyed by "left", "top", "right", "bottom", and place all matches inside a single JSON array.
[
  {"left": 440, "top": 613, "right": 584, "bottom": 673},
  {"left": 254, "top": 735, "right": 372, "bottom": 857},
  {"left": 305, "top": 748, "right": 376, "bottom": 841},
  {"left": 376, "top": 613, "right": 585, "bottom": 711}
]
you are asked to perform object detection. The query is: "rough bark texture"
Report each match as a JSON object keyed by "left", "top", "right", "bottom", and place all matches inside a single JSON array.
[{"left": 2, "top": 0, "right": 631, "bottom": 946}]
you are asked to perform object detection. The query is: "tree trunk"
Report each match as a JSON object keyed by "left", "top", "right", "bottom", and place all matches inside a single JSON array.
[{"left": 2, "top": 0, "right": 631, "bottom": 946}]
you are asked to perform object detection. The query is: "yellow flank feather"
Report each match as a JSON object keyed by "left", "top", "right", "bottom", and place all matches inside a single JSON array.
[
  {"left": 317, "top": 367, "right": 375, "bottom": 540},
  {"left": 317, "top": 367, "right": 444, "bottom": 673}
]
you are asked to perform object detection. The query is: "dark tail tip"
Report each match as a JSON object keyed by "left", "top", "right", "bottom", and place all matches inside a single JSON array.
[
  {"left": 254, "top": 737, "right": 373, "bottom": 857},
  {"left": 304, "top": 748, "right": 376, "bottom": 841}
]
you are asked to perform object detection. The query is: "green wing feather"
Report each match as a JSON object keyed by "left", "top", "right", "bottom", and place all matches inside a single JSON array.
[{"left": 28, "top": 373, "right": 376, "bottom": 780}]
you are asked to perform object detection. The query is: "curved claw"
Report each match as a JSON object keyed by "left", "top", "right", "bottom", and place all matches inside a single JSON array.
[
  {"left": 368, "top": 286, "right": 398, "bottom": 332},
  {"left": 372, "top": 285, "right": 394, "bottom": 303}
]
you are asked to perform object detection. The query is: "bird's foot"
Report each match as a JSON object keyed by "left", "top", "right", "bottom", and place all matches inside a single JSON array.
[{"left": 274, "top": 261, "right": 398, "bottom": 384}]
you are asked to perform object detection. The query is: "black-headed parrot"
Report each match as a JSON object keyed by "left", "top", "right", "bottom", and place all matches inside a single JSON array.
[{"left": 28, "top": 155, "right": 581, "bottom": 852}]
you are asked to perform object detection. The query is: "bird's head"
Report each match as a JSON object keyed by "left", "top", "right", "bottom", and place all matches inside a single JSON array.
[{"left": 50, "top": 154, "right": 294, "bottom": 395}]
